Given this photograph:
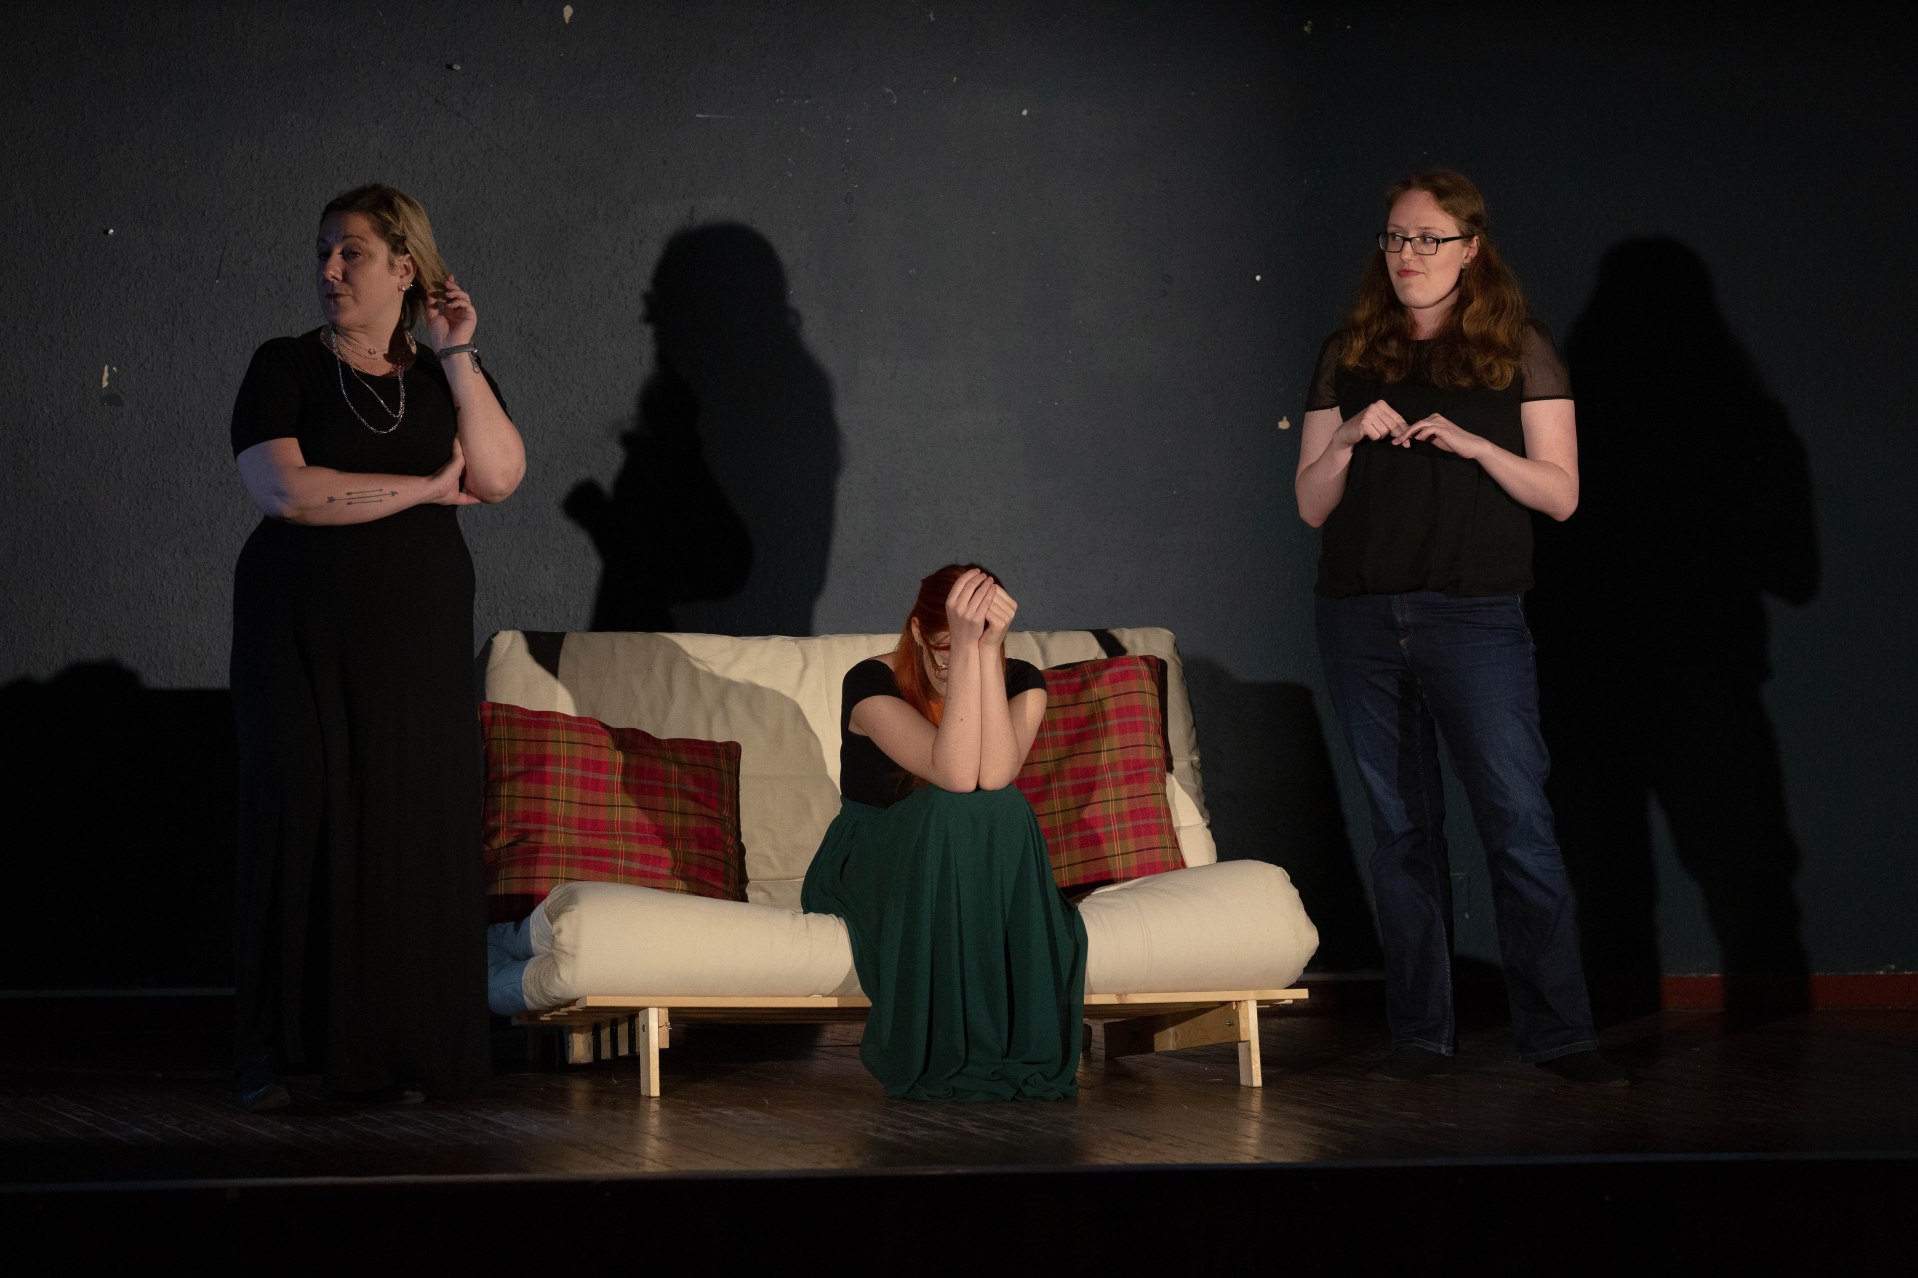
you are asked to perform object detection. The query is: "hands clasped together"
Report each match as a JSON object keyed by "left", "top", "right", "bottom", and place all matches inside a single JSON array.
[
  {"left": 921, "top": 567, "right": 1034, "bottom": 792},
  {"left": 1335, "top": 399, "right": 1489, "bottom": 461},
  {"left": 1299, "top": 391, "right": 1578, "bottom": 526},
  {"left": 855, "top": 566, "right": 1039, "bottom": 795},
  {"left": 944, "top": 567, "right": 1018, "bottom": 655}
]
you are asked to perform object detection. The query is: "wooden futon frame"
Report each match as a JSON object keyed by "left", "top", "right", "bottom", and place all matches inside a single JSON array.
[{"left": 517, "top": 988, "right": 1309, "bottom": 1096}]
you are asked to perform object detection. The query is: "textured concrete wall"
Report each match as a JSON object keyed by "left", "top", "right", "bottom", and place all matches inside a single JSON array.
[{"left": 2, "top": 2, "right": 1912, "bottom": 987}]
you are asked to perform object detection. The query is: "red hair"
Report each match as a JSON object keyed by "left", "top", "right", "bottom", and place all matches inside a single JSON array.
[
  {"left": 1340, "top": 168, "right": 1529, "bottom": 391},
  {"left": 890, "top": 562, "right": 1002, "bottom": 727}
]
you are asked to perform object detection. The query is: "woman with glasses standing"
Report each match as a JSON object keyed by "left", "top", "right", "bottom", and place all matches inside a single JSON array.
[
  {"left": 802, "top": 564, "right": 1087, "bottom": 1100},
  {"left": 228, "top": 184, "right": 524, "bottom": 1110},
  {"left": 1294, "top": 170, "right": 1627, "bottom": 1084}
]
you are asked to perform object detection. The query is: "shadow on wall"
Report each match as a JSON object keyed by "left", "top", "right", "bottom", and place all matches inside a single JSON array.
[
  {"left": 1182, "top": 658, "right": 1380, "bottom": 972},
  {"left": 566, "top": 224, "right": 841, "bottom": 636},
  {"left": 0, "top": 663, "right": 238, "bottom": 990},
  {"left": 1531, "top": 236, "right": 1816, "bottom": 1021}
]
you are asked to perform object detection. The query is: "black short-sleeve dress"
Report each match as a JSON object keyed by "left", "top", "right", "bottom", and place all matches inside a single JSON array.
[
  {"left": 801, "top": 656, "right": 1088, "bottom": 1100},
  {"left": 228, "top": 330, "right": 500, "bottom": 1098}
]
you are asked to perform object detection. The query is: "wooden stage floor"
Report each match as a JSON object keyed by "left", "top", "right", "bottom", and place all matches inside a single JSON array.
[{"left": 3, "top": 995, "right": 1913, "bottom": 1255}]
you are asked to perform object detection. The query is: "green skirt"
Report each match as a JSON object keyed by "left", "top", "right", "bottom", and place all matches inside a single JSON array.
[{"left": 802, "top": 785, "right": 1088, "bottom": 1100}]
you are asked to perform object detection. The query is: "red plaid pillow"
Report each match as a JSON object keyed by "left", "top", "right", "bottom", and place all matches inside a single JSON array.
[
  {"left": 1014, "top": 655, "right": 1185, "bottom": 890},
  {"left": 480, "top": 702, "right": 746, "bottom": 923}
]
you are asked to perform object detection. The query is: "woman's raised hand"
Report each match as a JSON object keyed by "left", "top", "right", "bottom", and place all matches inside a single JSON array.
[
  {"left": 981, "top": 584, "right": 1018, "bottom": 646},
  {"left": 1332, "top": 399, "right": 1407, "bottom": 449},
  {"left": 426, "top": 439, "right": 481, "bottom": 506},
  {"left": 424, "top": 272, "right": 478, "bottom": 350},
  {"left": 945, "top": 568, "right": 996, "bottom": 645}
]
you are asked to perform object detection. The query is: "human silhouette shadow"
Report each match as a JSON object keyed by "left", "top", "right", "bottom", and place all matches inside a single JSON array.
[
  {"left": 1530, "top": 237, "right": 1816, "bottom": 1022},
  {"left": 566, "top": 224, "right": 840, "bottom": 636}
]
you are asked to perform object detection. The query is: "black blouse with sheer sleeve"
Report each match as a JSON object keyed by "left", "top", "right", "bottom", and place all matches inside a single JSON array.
[
  {"left": 837, "top": 656, "right": 1047, "bottom": 808},
  {"left": 1303, "top": 322, "right": 1572, "bottom": 597}
]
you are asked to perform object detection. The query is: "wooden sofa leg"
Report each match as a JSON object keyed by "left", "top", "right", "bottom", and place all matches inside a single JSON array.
[
  {"left": 1101, "top": 1000, "right": 1264, "bottom": 1087},
  {"left": 565, "top": 1026, "right": 594, "bottom": 1066},
  {"left": 637, "top": 1007, "right": 665, "bottom": 1097},
  {"left": 1236, "top": 998, "right": 1262, "bottom": 1088}
]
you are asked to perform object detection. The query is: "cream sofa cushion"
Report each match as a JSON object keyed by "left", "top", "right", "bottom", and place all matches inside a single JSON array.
[
  {"left": 489, "top": 859, "right": 1317, "bottom": 1015},
  {"left": 1079, "top": 861, "right": 1318, "bottom": 992},
  {"left": 500, "top": 880, "right": 864, "bottom": 1012}
]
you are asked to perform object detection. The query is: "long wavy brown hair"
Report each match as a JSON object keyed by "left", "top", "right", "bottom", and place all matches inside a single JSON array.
[
  {"left": 889, "top": 563, "right": 1002, "bottom": 728},
  {"left": 1340, "top": 169, "right": 1529, "bottom": 391}
]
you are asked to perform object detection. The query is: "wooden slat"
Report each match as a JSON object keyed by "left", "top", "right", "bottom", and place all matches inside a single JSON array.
[
  {"left": 519, "top": 989, "right": 1310, "bottom": 1092},
  {"left": 562, "top": 994, "right": 872, "bottom": 1011},
  {"left": 1085, "top": 989, "right": 1307, "bottom": 1006},
  {"left": 1103, "top": 1003, "right": 1250, "bottom": 1060},
  {"left": 523, "top": 988, "right": 1307, "bottom": 1019},
  {"left": 640, "top": 1006, "right": 873, "bottom": 1025}
]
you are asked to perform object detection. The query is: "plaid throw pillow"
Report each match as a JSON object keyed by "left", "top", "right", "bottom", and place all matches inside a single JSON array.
[
  {"left": 1014, "top": 655, "right": 1185, "bottom": 890},
  {"left": 480, "top": 702, "right": 746, "bottom": 923}
]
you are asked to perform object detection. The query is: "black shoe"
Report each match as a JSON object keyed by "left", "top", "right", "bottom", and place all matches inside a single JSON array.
[
  {"left": 235, "top": 1062, "right": 291, "bottom": 1113},
  {"left": 1368, "top": 1044, "right": 1458, "bottom": 1081},
  {"left": 1536, "top": 1050, "right": 1634, "bottom": 1086}
]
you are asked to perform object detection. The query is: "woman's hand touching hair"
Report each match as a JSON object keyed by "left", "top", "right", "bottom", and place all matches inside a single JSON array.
[
  {"left": 423, "top": 273, "right": 478, "bottom": 351},
  {"left": 944, "top": 568, "right": 997, "bottom": 647},
  {"left": 981, "top": 584, "right": 1018, "bottom": 648}
]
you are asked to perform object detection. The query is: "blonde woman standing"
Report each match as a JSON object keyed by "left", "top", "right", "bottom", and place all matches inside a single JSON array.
[{"left": 228, "top": 184, "right": 523, "bottom": 1110}]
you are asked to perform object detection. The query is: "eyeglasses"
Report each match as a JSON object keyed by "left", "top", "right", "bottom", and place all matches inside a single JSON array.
[
  {"left": 1378, "top": 231, "right": 1471, "bottom": 255},
  {"left": 920, "top": 636, "right": 951, "bottom": 671}
]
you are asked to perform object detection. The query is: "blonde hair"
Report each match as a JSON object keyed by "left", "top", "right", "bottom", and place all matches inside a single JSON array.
[{"left": 320, "top": 183, "right": 449, "bottom": 337}]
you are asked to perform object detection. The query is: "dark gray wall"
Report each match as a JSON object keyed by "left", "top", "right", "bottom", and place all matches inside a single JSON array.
[{"left": 2, "top": 2, "right": 1911, "bottom": 989}]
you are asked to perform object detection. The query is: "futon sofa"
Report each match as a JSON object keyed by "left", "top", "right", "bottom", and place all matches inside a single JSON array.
[{"left": 482, "top": 627, "right": 1318, "bottom": 1094}]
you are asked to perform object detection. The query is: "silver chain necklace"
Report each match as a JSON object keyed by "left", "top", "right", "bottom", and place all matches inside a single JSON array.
[{"left": 324, "top": 325, "right": 405, "bottom": 434}]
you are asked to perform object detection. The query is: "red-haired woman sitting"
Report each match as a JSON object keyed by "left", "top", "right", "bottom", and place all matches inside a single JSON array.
[{"left": 801, "top": 564, "right": 1087, "bottom": 1099}]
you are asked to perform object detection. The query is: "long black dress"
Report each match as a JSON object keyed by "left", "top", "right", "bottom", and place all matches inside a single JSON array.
[{"left": 229, "top": 330, "right": 498, "bottom": 1098}]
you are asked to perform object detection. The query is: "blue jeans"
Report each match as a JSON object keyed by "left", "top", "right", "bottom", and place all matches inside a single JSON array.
[{"left": 1316, "top": 591, "right": 1596, "bottom": 1062}]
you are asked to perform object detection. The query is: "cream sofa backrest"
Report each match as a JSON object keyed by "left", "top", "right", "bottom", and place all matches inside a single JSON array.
[{"left": 481, "top": 629, "right": 1217, "bottom": 911}]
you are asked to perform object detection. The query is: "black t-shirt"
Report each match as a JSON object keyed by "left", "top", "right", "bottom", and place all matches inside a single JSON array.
[
  {"left": 1304, "top": 323, "right": 1572, "bottom": 597},
  {"left": 230, "top": 329, "right": 506, "bottom": 475},
  {"left": 838, "top": 656, "right": 1048, "bottom": 808}
]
